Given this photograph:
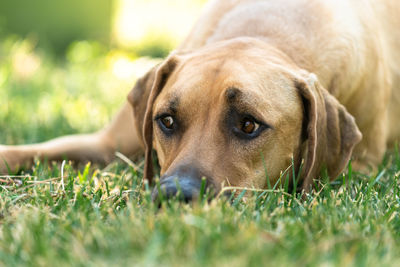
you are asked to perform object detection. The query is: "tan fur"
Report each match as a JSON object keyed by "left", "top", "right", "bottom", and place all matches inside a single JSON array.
[{"left": 1, "top": 0, "right": 399, "bottom": 191}]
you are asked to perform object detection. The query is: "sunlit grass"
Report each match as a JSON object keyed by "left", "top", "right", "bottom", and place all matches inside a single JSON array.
[{"left": 1, "top": 159, "right": 400, "bottom": 266}]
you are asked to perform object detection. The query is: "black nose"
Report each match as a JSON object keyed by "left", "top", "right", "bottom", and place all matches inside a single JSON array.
[{"left": 151, "top": 175, "right": 207, "bottom": 203}]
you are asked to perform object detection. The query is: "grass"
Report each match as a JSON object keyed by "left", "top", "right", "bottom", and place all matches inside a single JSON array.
[{"left": 1, "top": 37, "right": 400, "bottom": 266}]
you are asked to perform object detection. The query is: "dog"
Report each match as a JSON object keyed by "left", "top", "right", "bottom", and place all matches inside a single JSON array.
[{"left": 1, "top": 0, "right": 400, "bottom": 200}]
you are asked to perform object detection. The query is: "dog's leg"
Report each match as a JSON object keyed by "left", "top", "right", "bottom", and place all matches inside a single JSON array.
[
  {"left": 345, "top": 49, "right": 392, "bottom": 173},
  {"left": 349, "top": 76, "right": 390, "bottom": 172},
  {"left": 352, "top": 111, "right": 388, "bottom": 173},
  {"left": 0, "top": 103, "right": 143, "bottom": 173}
]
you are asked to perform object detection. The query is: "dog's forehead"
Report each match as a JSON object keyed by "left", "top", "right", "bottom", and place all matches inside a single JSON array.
[
  {"left": 159, "top": 61, "right": 254, "bottom": 109},
  {"left": 164, "top": 55, "right": 296, "bottom": 103}
]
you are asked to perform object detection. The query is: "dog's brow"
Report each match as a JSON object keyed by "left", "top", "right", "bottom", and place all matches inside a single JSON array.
[
  {"left": 167, "top": 96, "right": 180, "bottom": 113},
  {"left": 224, "top": 88, "right": 270, "bottom": 125},
  {"left": 225, "top": 87, "right": 242, "bottom": 103}
]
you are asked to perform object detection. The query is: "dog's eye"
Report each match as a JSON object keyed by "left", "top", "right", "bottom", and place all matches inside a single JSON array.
[
  {"left": 231, "top": 113, "right": 270, "bottom": 140},
  {"left": 160, "top": 116, "right": 174, "bottom": 129},
  {"left": 241, "top": 119, "right": 260, "bottom": 134}
]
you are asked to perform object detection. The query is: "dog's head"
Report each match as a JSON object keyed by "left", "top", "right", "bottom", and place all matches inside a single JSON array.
[{"left": 128, "top": 37, "right": 361, "bottom": 200}]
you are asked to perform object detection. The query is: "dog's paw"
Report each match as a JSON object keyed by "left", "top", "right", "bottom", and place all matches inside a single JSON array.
[
  {"left": 0, "top": 145, "right": 22, "bottom": 174},
  {"left": 351, "top": 159, "right": 376, "bottom": 175}
]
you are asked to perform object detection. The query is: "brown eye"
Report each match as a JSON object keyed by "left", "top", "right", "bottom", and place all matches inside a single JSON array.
[
  {"left": 161, "top": 116, "right": 174, "bottom": 129},
  {"left": 241, "top": 119, "right": 259, "bottom": 134}
]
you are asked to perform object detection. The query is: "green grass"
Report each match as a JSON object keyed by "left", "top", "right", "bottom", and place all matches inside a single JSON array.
[{"left": 1, "top": 37, "right": 400, "bottom": 266}]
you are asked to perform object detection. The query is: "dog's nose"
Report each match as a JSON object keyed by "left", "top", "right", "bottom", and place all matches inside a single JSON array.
[{"left": 151, "top": 174, "right": 208, "bottom": 203}]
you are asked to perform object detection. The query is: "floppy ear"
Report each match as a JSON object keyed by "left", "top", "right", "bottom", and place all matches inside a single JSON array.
[
  {"left": 297, "top": 72, "right": 362, "bottom": 191},
  {"left": 127, "top": 65, "right": 159, "bottom": 147},
  {"left": 127, "top": 54, "right": 180, "bottom": 183}
]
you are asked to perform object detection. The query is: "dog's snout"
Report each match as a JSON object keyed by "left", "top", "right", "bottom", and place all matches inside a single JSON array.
[{"left": 151, "top": 167, "right": 212, "bottom": 203}]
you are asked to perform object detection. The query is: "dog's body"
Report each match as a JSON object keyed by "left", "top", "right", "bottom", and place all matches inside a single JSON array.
[{"left": 1, "top": 0, "right": 400, "bottom": 195}]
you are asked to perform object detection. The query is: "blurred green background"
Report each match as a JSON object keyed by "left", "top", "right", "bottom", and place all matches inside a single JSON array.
[
  {"left": 0, "top": 0, "right": 113, "bottom": 55},
  {"left": 0, "top": 0, "right": 206, "bottom": 145}
]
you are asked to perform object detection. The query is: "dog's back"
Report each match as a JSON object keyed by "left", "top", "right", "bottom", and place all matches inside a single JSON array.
[{"left": 182, "top": 0, "right": 399, "bottom": 95}]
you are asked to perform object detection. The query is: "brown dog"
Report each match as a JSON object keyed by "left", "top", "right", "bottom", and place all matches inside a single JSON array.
[{"left": 1, "top": 0, "right": 400, "bottom": 198}]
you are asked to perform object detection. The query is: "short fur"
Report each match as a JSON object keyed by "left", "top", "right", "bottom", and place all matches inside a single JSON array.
[{"left": 1, "top": 0, "right": 400, "bottom": 191}]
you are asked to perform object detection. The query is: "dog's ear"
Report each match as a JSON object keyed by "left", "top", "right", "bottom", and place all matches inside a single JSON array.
[
  {"left": 127, "top": 65, "right": 159, "bottom": 148},
  {"left": 127, "top": 54, "right": 180, "bottom": 183},
  {"left": 296, "top": 72, "right": 362, "bottom": 191}
]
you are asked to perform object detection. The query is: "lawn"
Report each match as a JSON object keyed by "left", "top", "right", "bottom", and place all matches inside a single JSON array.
[{"left": 1, "top": 37, "right": 400, "bottom": 266}]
